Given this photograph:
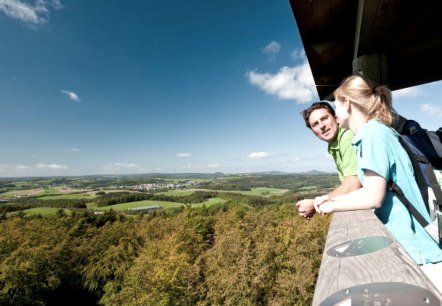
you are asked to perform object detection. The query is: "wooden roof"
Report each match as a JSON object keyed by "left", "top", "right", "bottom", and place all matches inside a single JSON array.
[{"left": 289, "top": 0, "right": 442, "bottom": 100}]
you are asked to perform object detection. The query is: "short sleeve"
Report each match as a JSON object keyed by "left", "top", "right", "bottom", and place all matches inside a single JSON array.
[
  {"left": 339, "top": 130, "right": 358, "bottom": 177},
  {"left": 358, "top": 124, "right": 392, "bottom": 180}
]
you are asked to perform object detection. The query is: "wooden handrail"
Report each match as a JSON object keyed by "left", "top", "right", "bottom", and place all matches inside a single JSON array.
[{"left": 313, "top": 209, "right": 442, "bottom": 305}]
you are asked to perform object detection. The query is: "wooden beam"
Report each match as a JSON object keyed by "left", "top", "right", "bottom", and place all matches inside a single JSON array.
[
  {"left": 352, "top": 53, "right": 388, "bottom": 85},
  {"left": 313, "top": 210, "right": 442, "bottom": 305}
]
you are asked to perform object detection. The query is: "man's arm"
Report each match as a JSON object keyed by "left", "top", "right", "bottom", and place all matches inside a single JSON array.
[
  {"left": 297, "top": 128, "right": 360, "bottom": 219},
  {"left": 296, "top": 175, "right": 361, "bottom": 219}
]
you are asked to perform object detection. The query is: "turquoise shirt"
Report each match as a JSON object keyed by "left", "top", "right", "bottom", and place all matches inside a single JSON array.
[
  {"left": 353, "top": 120, "right": 442, "bottom": 265},
  {"left": 328, "top": 128, "right": 357, "bottom": 182}
]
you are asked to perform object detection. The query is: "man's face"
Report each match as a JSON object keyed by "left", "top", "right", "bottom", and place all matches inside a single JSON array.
[{"left": 308, "top": 108, "right": 339, "bottom": 144}]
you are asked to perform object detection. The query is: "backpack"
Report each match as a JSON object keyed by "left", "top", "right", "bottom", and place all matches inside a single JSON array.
[{"left": 389, "top": 114, "right": 442, "bottom": 244}]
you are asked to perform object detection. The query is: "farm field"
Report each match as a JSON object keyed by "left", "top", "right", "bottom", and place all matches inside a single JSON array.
[
  {"left": 0, "top": 173, "right": 339, "bottom": 218},
  {"left": 157, "top": 187, "right": 290, "bottom": 197},
  {"left": 7, "top": 207, "right": 72, "bottom": 217},
  {"left": 90, "top": 199, "right": 185, "bottom": 211},
  {"left": 90, "top": 197, "right": 227, "bottom": 211}
]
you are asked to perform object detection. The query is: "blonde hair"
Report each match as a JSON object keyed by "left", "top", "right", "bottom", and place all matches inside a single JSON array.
[{"left": 334, "top": 74, "right": 393, "bottom": 125}]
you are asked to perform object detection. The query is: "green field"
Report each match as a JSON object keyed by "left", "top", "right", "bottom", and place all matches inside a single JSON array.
[
  {"left": 90, "top": 200, "right": 185, "bottom": 211},
  {"left": 157, "top": 187, "right": 289, "bottom": 197},
  {"left": 225, "top": 187, "right": 290, "bottom": 197},
  {"left": 190, "top": 197, "right": 226, "bottom": 207},
  {"left": 0, "top": 187, "right": 93, "bottom": 199},
  {"left": 155, "top": 189, "right": 200, "bottom": 196},
  {"left": 38, "top": 193, "right": 96, "bottom": 200},
  {"left": 90, "top": 197, "right": 227, "bottom": 212},
  {"left": 7, "top": 207, "right": 72, "bottom": 217}
]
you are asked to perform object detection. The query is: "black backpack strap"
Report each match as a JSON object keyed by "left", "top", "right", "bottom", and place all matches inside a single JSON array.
[
  {"left": 423, "top": 162, "right": 442, "bottom": 211},
  {"left": 399, "top": 136, "right": 442, "bottom": 212},
  {"left": 427, "top": 130, "right": 442, "bottom": 168},
  {"left": 388, "top": 180, "right": 429, "bottom": 228},
  {"left": 390, "top": 113, "right": 408, "bottom": 134},
  {"left": 398, "top": 137, "right": 431, "bottom": 213}
]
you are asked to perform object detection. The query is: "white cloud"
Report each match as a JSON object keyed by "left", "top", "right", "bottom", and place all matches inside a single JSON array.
[
  {"left": 69, "top": 148, "right": 80, "bottom": 152},
  {"left": 244, "top": 152, "right": 270, "bottom": 160},
  {"left": 0, "top": 0, "right": 62, "bottom": 25},
  {"left": 35, "top": 162, "right": 68, "bottom": 170},
  {"left": 246, "top": 61, "right": 316, "bottom": 103},
  {"left": 113, "top": 163, "right": 139, "bottom": 168},
  {"left": 262, "top": 41, "right": 281, "bottom": 55},
  {"left": 419, "top": 103, "right": 442, "bottom": 118},
  {"left": 291, "top": 49, "right": 306, "bottom": 60},
  {"left": 176, "top": 153, "right": 191, "bottom": 158},
  {"left": 61, "top": 90, "right": 81, "bottom": 102},
  {"left": 393, "top": 87, "right": 425, "bottom": 99},
  {"left": 208, "top": 164, "right": 219, "bottom": 168}
]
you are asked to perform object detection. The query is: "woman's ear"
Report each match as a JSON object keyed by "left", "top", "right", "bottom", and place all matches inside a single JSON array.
[{"left": 344, "top": 99, "right": 351, "bottom": 112}]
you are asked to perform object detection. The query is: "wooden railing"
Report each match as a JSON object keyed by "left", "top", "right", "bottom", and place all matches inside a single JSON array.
[{"left": 313, "top": 210, "right": 442, "bottom": 305}]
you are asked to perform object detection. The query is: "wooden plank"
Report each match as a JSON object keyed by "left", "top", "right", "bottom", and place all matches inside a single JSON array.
[{"left": 313, "top": 210, "right": 442, "bottom": 305}]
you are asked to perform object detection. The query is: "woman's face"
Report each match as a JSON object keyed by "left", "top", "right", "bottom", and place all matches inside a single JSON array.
[{"left": 334, "top": 98, "right": 349, "bottom": 129}]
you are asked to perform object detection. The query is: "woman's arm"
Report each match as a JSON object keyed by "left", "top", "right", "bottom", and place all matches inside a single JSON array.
[
  {"left": 315, "top": 170, "right": 387, "bottom": 214},
  {"left": 328, "top": 175, "right": 362, "bottom": 197}
]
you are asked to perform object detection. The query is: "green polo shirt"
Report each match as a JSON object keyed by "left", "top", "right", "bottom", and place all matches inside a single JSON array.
[{"left": 328, "top": 128, "right": 357, "bottom": 181}]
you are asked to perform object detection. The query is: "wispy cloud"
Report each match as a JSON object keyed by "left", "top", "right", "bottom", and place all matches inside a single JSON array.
[
  {"left": 291, "top": 49, "right": 306, "bottom": 60},
  {"left": 393, "top": 87, "right": 425, "bottom": 99},
  {"left": 0, "top": 0, "right": 62, "bottom": 25},
  {"left": 244, "top": 152, "right": 271, "bottom": 160},
  {"left": 176, "top": 153, "right": 191, "bottom": 158},
  {"left": 246, "top": 61, "right": 316, "bottom": 103},
  {"left": 1, "top": 163, "right": 66, "bottom": 174},
  {"left": 419, "top": 103, "right": 442, "bottom": 118},
  {"left": 208, "top": 164, "right": 219, "bottom": 168},
  {"left": 69, "top": 148, "right": 80, "bottom": 152},
  {"left": 35, "top": 162, "right": 68, "bottom": 170},
  {"left": 61, "top": 89, "right": 81, "bottom": 102},
  {"left": 181, "top": 163, "right": 197, "bottom": 169},
  {"left": 262, "top": 41, "right": 281, "bottom": 55}
]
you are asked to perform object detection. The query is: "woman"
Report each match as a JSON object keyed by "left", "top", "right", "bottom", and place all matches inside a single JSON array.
[{"left": 314, "top": 74, "right": 442, "bottom": 290}]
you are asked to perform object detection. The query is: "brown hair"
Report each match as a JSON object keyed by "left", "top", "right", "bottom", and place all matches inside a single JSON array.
[
  {"left": 301, "top": 101, "right": 335, "bottom": 128},
  {"left": 334, "top": 74, "right": 393, "bottom": 125}
]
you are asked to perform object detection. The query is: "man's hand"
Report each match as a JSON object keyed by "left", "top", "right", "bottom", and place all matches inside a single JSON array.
[{"left": 296, "top": 199, "right": 316, "bottom": 219}]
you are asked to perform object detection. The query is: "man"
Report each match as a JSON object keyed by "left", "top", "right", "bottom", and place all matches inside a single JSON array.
[{"left": 296, "top": 102, "right": 361, "bottom": 218}]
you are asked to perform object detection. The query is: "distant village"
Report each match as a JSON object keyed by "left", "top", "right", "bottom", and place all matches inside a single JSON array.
[{"left": 125, "top": 180, "right": 199, "bottom": 192}]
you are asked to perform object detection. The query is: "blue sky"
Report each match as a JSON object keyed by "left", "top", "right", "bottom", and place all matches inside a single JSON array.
[{"left": 0, "top": 0, "right": 441, "bottom": 177}]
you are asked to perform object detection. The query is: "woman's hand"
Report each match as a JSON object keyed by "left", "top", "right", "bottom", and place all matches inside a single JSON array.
[
  {"left": 314, "top": 195, "right": 333, "bottom": 215},
  {"left": 316, "top": 200, "right": 334, "bottom": 214}
]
